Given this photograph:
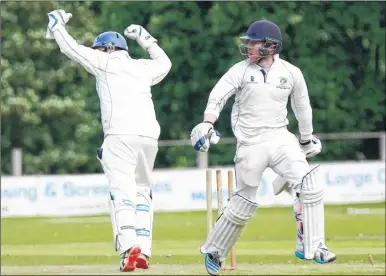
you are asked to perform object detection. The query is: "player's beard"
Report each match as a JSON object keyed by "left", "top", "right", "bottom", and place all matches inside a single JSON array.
[{"left": 248, "top": 53, "right": 262, "bottom": 64}]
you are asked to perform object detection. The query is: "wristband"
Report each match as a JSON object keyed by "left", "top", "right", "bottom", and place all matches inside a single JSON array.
[{"left": 299, "top": 140, "right": 311, "bottom": 146}]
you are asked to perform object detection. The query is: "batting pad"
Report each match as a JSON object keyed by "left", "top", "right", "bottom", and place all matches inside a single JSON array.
[
  {"left": 200, "top": 194, "right": 258, "bottom": 260},
  {"left": 135, "top": 191, "right": 153, "bottom": 257},
  {"left": 109, "top": 190, "right": 137, "bottom": 255},
  {"left": 299, "top": 166, "right": 325, "bottom": 259}
]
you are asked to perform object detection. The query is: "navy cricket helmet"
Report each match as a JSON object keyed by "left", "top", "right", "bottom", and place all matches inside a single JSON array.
[
  {"left": 239, "top": 20, "right": 283, "bottom": 59},
  {"left": 92, "top": 31, "right": 128, "bottom": 51}
]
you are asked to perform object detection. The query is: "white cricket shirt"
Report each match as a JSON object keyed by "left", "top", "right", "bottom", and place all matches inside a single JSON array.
[
  {"left": 52, "top": 26, "right": 172, "bottom": 140},
  {"left": 204, "top": 55, "right": 313, "bottom": 144}
]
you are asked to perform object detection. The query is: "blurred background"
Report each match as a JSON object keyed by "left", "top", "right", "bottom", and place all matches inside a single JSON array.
[
  {"left": 1, "top": 2, "right": 385, "bottom": 274},
  {"left": 1, "top": 1, "right": 385, "bottom": 175}
]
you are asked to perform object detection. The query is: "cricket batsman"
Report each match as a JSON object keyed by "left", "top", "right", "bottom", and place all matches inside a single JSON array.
[
  {"left": 190, "top": 20, "right": 336, "bottom": 275},
  {"left": 46, "top": 10, "right": 172, "bottom": 272}
]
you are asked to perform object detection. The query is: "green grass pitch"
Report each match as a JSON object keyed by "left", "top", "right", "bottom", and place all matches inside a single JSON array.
[{"left": 1, "top": 202, "right": 385, "bottom": 275}]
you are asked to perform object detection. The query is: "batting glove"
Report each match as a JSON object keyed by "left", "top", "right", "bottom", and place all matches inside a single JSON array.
[
  {"left": 124, "top": 24, "right": 157, "bottom": 50},
  {"left": 299, "top": 135, "right": 322, "bottom": 158},
  {"left": 46, "top": 9, "right": 72, "bottom": 39},
  {"left": 190, "top": 122, "right": 221, "bottom": 152}
]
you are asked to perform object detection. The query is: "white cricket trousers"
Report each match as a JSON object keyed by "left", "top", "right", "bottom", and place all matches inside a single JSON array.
[
  {"left": 98, "top": 134, "right": 158, "bottom": 257},
  {"left": 234, "top": 127, "right": 310, "bottom": 251},
  {"left": 234, "top": 127, "right": 310, "bottom": 197}
]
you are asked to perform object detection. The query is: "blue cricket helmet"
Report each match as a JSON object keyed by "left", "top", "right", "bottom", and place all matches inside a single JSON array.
[
  {"left": 239, "top": 20, "right": 283, "bottom": 59},
  {"left": 92, "top": 31, "right": 128, "bottom": 51}
]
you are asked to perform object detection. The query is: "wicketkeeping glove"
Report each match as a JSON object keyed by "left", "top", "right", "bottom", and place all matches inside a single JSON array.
[
  {"left": 46, "top": 9, "right": 72, "bottom": 40},
  {"left": 124, "top": 24, "right": 157, "bottom": 50},
  {"left": 299, "top": 135, "right": 322, "bottom": 158},
  {"left": 190, "top": 122, "right": 221, "bottom": 152}
]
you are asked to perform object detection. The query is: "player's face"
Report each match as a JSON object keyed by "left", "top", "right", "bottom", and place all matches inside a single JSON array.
[{"left": 247, "top": 41, "right": 265, "bottom": 63}]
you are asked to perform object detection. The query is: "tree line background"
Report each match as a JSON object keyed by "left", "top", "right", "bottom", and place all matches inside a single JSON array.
[{"left": 1, "top": 1, "right": 385, "bottom": 175}]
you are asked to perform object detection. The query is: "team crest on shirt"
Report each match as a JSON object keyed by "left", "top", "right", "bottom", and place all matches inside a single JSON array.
[
  {"left": 276, "top": 77, "right": 290, "bottom": 89},
  {"left": 246, "top": 75, "right": 257, "bottom": 83}
]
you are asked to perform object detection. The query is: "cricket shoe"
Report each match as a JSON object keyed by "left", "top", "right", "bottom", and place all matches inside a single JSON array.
[
  {"left": 135, "top": 253, "right": 149, "bottom": 269},
  {"left": 120, "top": 246, "right": 141, "bottom": 272},
  {"left": 204, "top": 252, "right": 222, "bottom": 275},
  {"left": 313, "top": 246, "right": 337, "bottom": 264},
  {"left": 295, "top": 243, "right": 336, "bottom": 264}
]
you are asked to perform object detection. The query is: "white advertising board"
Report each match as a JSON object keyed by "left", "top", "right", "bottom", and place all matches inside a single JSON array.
[{"left": 1, "top": 162, "right": 384, "bottom": 217}]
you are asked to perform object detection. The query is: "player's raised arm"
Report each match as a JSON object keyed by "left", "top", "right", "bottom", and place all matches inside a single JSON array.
[
  {"left": 124, "top": 25, "right": 172, "bottom": 86},
  {"left": 46, "top": 10, "right": 108, "bottom": 76},
  {"left": 190, "top": 66, "right": 239, "bottom": 152}
]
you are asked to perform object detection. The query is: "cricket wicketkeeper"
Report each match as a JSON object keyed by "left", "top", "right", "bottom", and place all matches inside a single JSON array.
[{"left": 46, "top": 9, "right": 172, "bottom": 272}]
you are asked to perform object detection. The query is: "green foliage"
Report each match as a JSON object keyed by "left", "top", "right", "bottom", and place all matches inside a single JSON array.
[
  {"left": 1, "top": 1, "right": 103, "bottom": 174},
  {"left": 1, "top": 1, "right": 385, "bottom": 174}
]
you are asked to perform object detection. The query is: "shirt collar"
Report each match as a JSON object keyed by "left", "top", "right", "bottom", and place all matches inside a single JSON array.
[{"left": 254, "top": 54, "right": 280, "bottom": 70}]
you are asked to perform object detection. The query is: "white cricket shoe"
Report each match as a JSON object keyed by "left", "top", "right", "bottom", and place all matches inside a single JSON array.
[
  {"left": 295, "top": 243, "right": 336, "bottom": 264},
  {"left": 313, "top": 245, "right": 337, "bottom": 264}
]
